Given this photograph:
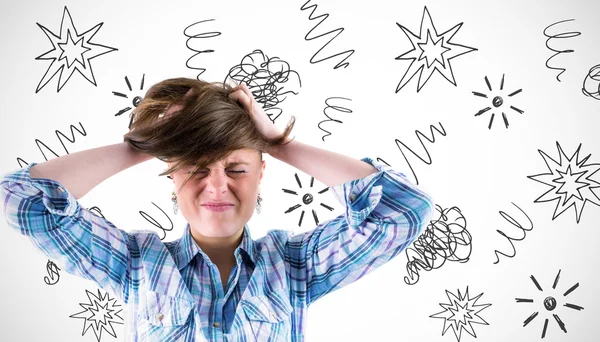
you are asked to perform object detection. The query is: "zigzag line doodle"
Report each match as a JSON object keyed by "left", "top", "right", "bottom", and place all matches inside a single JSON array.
[
  {"left": 493, "top": 202, "right": 534, "bottom": 264},
  {"left": 299, "top": 0, "right": 355, "bottom": 69},
  {"left": 16, "top": 122, "right": 88, "bottom": 167},
  {"left": 184, "top": 19, "right": 221, "bottom": 79},
  {"left": 317, "top": 96, "right": 352, "bottom": 141},
  {"left": 380, "top": 122, "right": 446, "bottom": 185},
  {"left": 543, "top": 19, "right": 580, "bottom": 82}
]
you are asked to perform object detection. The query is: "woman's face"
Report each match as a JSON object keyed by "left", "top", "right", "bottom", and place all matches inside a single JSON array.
[{"left": 169, "top": 149, "right": 265, "bottom": 238}]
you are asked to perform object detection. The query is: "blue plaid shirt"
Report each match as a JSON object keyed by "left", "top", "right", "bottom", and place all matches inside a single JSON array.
[{"left": 1, "top": 157, "right": 434, "bottom": 341}]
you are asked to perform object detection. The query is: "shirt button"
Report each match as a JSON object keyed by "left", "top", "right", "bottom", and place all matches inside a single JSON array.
[
  {"left": 350, "top": 194, "right": 356, "bottom": 202},
  {"left": 213, "top": 322, "right": 220, "bottom": 328},
  {"left": 58, "top": 187, "right": 65, "bottom": 192},
  {"left": 156, "top": 313, "right": 164, "bottom": 321}
]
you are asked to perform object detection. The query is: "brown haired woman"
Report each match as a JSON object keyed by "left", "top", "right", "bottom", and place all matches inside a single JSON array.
[{"left": 0, "top": 78, "right": 435, "bottom": 341}]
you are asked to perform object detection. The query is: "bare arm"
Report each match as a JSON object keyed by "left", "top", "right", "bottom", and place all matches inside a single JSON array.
[{"left": 29, "top": 142, "right": 155, "bottom": 200}]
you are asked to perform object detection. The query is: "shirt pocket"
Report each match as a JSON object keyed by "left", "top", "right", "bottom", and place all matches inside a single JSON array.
[
  {"left": 240, "top": 288, "right": 293, "bottom": 341},
  {"left": 138, "top": 290, "right": 195, "bottom": 338}
]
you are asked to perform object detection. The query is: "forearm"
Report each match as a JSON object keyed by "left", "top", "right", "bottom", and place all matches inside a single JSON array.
[
  {"left": 30, "top": 142, "right": 154, "bottom": 200},
  {"left": 267, "top": 139, "right": 378, "bottom": 188}
]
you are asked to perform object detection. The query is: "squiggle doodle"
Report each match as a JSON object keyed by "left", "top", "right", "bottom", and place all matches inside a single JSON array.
[
  {"left": 43, "top": 260, "right": 61, "bottom": 285},
  {"left": 387, "top": 122, "right": 446, "bottom": 185},
  {"left": 404, "top": 204, "right": 472, "bottom": 285},
  {"left": 543, "top": 19, "right": 580, "bottom": 82},
  {"left": 225, "top": 49, "right": 301, "bottom": 124},
  {"left": 318, "top": 97, "right": 352, "bottom": 141},
  {"left": 493, "top": 202, "right": 533, "bottom": 264},
  {"left": 35, "top": 6, "right": 117, "bottom": 93},
  {"left": 299, "top": 0, "right": 355, "bottom": 69},
  {"left": 16, "top": 122, "right": 88, "bottom": 168},
  {"left": 184, "top": 19, "right": 221, "bottom": 79},
  {"left": 582, "top": 64, "right": 600, "bottom": 100},
  {"left": 139, "top": 202, "right": 175, "bottom": 240}
]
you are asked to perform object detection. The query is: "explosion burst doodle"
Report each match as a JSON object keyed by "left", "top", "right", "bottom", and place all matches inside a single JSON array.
[
  {"left": 35, "top": 6, "right": 117, "bottom": 93},
  {"left": 282, "top": 173, "right": 334, "bottom": 227},
  {"left": 395, "top": 6, "right": 477, "bottom": 93},
  {"left": 69, "top": 289, "right": 123, "bottom": 341},
  {"left": 472, "top": 74, "right": 524, "bottom": 129},
  {"left": 430, "top": 287, "right": 491, "bottom": 341},
  {"left": 527, "top": 142, "right": 600, "bottom": 223},
  {"left": 515, "top": 269, "right": 584, "bottom": 339}
]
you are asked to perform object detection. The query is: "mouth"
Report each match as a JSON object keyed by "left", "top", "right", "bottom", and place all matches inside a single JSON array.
[{"left": 201, "top": 204, "right": 234, "bottom": 212}]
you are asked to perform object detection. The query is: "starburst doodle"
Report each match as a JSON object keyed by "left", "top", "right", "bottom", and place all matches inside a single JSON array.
[
  {"left": 527, "top": 142, "right": 600, "bottom": 223},
  {"left": 69, "top": 289, "right": 123, "bottom": 341},
  {"left": 282, "top": 173, "right": 333, "bottom": 227},
  {"left": 430, "top": 287, "right": 491, "bottom": 342},
  {"left": 35, "top": 6, "right": 117, "bottom": 93},
  {"left": 472, "top": 74, "right": 524, "bottom": 129},
  {"left": 395, "top": 6, "right": 477, "bottom": 93}
]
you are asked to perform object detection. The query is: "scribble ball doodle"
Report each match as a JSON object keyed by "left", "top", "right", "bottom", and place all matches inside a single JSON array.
[
  {"left": 582, "top": 64, "right": 600, "bottom": 100},
  {"left": 403, "top": 204, "right": 472, "bottom": 285},
  {"left": 528, "top": 142, "right": 600, "bottom": 223},
  {"left": 225, "top": 49, "right": 301, "bottom": 124},
  {"left": 302, "top": 193, "right": 314, "bottom": 205},
  {"left": 35, "top": 6, "right": 118, "bottom": 93},
  {"left": 44, "top": 260, "right": 61, "bottom": 285},
  {"left": 395, "top": 6, "right": 477, "bottom": 93}
]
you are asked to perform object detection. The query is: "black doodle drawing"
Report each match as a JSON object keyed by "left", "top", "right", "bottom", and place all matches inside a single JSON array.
[
  {"left": 395, "top": 6, "right": 477, "bottom": 93},
  {"left": 403, "top": 204, "right": 472, "bottom": 285},
  {"left": 225, "top": 49, "right": 301, "bottom": 124},
  {"left": 493, "top": 202, "right": 534, "bottom": 264},
  {"left": 582, "top": 64, "right": 600, "bottom": 100},
  {"left": 378, "top": 122, "right": 446, "bottom": 185},
  {"left": 70, "top": 288, "right": 123, "bottom": 341},
  {"left": 43, "top": 260, "right": 61, "bottom": 285},
  {"left": 113, "top": 74, "right": 145, "bottom": 130},
  {"left": 35, "top": 6, "right": 117, "bottom": 93},
  {"left": 16, "top": 122, "right": 88, "bottom": 168},
  {"left": 431, "top": 287, "right": 491, "bottom": 342},
  {"left": 472, "top": 74, "right": 524, "bottom": 129},
  {"left": 543, "top": 19, "right": 580, "bottom": 82},
  {"left": 317, "top": 97, "right": 352, "bottom": 141},
  {"left": 299, "top": 0, "right": 355, "bottom": 69},
  {"left": 528, "top": 142, "right": 600, "bottom": 223},
  {"left": 282, "top": 173, "right": 333, "bottom": 227},
  {"left": 184, "top": 19, "right": 221, "bottom": 79},
  {"left": 515, "top": 270, "right": 584, "bottom": 339},
  {"left": 139, "top": 202, "right": 175, "bottom": 240}
]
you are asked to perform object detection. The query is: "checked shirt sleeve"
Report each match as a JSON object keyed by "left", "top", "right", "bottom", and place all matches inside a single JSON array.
[
  {"left": 0, "top": 162, "right": 133, "bottom": 303},
  {"left": 285, "top": 157, "right": 435, "bottom": 306}
]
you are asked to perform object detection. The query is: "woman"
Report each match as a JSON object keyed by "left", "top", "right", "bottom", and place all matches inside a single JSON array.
[{"left": 0, "top": 78, "right": 434, "bottom": 341}]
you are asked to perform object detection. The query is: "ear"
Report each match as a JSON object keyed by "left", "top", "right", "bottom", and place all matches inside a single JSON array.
[{"left": 258, "top": 160, "right": 266, "bottom": 185}]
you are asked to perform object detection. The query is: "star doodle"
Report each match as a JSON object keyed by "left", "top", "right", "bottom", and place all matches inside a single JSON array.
[
  {"left": 527, "top": 142, "right": 600, "bottom": 223},
  {"left": 395, "top": 6, "right": 477, "bottom": 93},
  {"left": 35, "top": 6, "right": 117, "bottom": 93},
  {"left": 430, "top": 287, "right": 491, "bottom": 342},
  {"left": 69, "top": 289, "right": 123, "bottom": 341}
]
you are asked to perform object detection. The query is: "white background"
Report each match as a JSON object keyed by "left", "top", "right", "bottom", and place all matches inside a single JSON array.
[{"left": 1, "top": 0, "right": 599, "bottom": 341}]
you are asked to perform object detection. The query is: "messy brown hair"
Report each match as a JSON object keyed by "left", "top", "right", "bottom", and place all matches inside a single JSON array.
[{"left": 123, "top": 77, "right": 295, "bottom": 192}]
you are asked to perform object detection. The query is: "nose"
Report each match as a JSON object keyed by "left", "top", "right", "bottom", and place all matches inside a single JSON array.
[{"left": 205, "top": 170, "right": 228, "bottom": 194}]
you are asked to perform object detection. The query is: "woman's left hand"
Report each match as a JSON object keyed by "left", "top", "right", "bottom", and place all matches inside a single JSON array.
[{"left": 228, "top": 83, "right": 283, "bottom": 140}]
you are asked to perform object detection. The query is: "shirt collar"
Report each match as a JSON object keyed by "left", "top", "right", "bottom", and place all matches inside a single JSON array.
[{"left": 174, "top": 223, "right": 256, "bottom": 270}]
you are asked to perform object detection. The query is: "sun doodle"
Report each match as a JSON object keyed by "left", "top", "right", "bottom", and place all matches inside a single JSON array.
[
  {"left": 515, "top": 269, "right": 584, "bottom": 339},
  {"left": 282, "top": 173, "right": 334, "bottom": 227},
  {"left": 472, "top": 74, "right": 524, "bottom": 129}
]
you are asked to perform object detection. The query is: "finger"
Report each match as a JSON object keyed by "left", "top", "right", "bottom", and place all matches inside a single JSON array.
[
  {"left": 228, "top": 90, "right": 252, "bottom": 113},
  {"left": 239, "top": 82, "right": 255, "bottom": 100}
]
